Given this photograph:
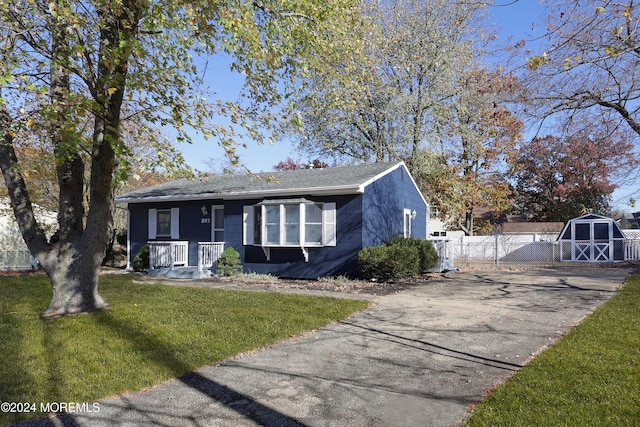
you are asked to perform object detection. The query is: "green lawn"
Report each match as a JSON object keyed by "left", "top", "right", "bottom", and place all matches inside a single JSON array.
[
  {"left": 0, "top": 273, "right": 370, "bottom": 424},
  {"left": 464, "top": 272, "right": 640, "bottom": 427}
]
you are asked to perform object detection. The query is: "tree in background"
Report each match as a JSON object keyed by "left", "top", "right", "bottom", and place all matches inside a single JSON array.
[
  {"left": 289, "top": 0, "right": 519, "bottom": 234},
  {"left": 292, "top": 0, "right": 485, "bottom": 164},
  {"left": 522, "top": 1, "right": 640, "bottom": 150},
  {"left": 273, "top": 157, "right": 330, "bottom": 171},
  {"left": 0, "top": 122, "right": 182, "bottom": 212},
  {"left": 434, "top": 68, "right": 523, "bottom": 234},
  {"left": 0, "top": 0, "right": 359, "bottom": 318},
  {"left": 510, "top": 125, "right": 636, "bottom": 222}
]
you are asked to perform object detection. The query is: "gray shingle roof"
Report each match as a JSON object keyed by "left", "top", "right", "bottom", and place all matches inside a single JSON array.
[{"left": 116, "top": 161, "right": 405, "bottom": 203}]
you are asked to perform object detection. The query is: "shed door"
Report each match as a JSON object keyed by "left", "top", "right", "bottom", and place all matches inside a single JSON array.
[{"left": 571, "top": 220, "right": 612, "bottom": 262}]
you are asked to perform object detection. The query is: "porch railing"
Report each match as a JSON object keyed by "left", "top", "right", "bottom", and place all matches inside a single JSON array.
[
  {"left": 198, "top": 242, "right": 225, "bottom": 271},
  {"left": 148, "top": 241, "right": 188, "bottom": 270},
  {"left": 148, "top": 241, "right": 225, "bottom": 272}
]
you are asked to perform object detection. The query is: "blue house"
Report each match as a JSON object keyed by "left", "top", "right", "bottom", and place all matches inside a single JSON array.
[{"left": 115, "top": 161, "right": 429, "bottom": 279}]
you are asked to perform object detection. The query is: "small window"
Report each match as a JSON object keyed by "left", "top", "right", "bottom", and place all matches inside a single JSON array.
[
  {"left": 284, "top": 204, "right": 300, "bottom": 245},
  {"left": 265, "top": 205, "right": 281, "bottom": 245},
  {"left": 253, "top": 206, "right": 262, "bottom": 245},
  {"left": 404, "top": 209, "right": 412, "bottom": 238},
  {"left": 148, "top": 208, "right": 179, "bottom": 239},
  {"left": 429, "top": 205, "right": 439, "bottom": 220},
  {"left": 305, "top": 203, "right": 323, "bottom": 244},
  {"left": 156, "top": 210, "right": 172, "bottom": 237}
]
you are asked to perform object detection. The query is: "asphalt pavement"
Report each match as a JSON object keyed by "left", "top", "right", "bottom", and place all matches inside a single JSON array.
[{"left": 16, "top": 267, "right": 629, "bottom": 427}]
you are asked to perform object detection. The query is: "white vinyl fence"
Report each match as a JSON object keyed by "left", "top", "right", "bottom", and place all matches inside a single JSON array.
[
  {"left": 1, "top": 200, "right": 56, "bottom": 271},
  {"left": 449, "top": 233, "right": 640, "bottom": 267},
  {"left": 0, "top": 228, "right": 37, "bottom": 270}
]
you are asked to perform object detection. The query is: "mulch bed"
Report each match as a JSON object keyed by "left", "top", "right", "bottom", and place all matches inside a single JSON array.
[
  {"left": 3, "top": 267, "right": 441, "bottom": 296},
  {"left": 201, "top": 274, "right": 437, "bottom": 296}
]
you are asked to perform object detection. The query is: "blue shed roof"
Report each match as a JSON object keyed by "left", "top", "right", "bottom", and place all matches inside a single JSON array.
[{"left": 116, "top": 161, "right": 412, "bottom": 203}]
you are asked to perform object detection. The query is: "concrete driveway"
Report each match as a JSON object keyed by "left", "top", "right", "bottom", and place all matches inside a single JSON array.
[{"left": 20, "top": 267, "right": 629, "bottom": 427}]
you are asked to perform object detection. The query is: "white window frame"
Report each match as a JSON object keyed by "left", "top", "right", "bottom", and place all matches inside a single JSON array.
[
  {"left": 242, "top": 200, "right": 336, "bottom": 261},
  {"left": 429, "top": 205, "right": 439, "bottom": 220},
  {"left": 148, "top": 208, "right": 179, "bottom": 239}
]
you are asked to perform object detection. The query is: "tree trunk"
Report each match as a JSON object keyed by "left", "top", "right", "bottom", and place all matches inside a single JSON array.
[
  {"left": 0, "top": 1, "right": 143, "bottom": 319},
  {"left": 33, "top": 1, "right": 110, "bottom": 319},
  {"left": 35, "top": 0, "right": 142, "bottom": 318},
  {"left": 0, "top": 104, "right": 110, "bottom": 319},
  {"left": 39, "top": 242, "right": 109, "bottom": 319}
]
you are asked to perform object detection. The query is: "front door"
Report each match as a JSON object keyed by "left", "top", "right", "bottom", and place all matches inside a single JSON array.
[{"left": 211, "top": 205, "right": 224, "bottom": 242}]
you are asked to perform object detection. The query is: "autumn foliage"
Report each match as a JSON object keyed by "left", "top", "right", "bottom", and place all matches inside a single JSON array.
[
  {"left": 510, "top": 130, "right": 636, "bottom": 222},
  {"left": 273, "top": 157, "right": 329, "bottom": 171}
]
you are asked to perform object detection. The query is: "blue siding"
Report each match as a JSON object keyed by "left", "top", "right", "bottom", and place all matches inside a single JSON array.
[
  {"left": 362, "top": 165, "right": 427, "bottom": 247},
  {"left": 227, "top": 195, "right": 363, "bottom": 279},
  {"left": 127, "top": 195, "right": 365, "bottom": 279},
  {"left": 128, "top": 200, "right": 224, "bottom": 267},
  {"left": 125, "top": 164, "right": 427, "bottom": 279}
]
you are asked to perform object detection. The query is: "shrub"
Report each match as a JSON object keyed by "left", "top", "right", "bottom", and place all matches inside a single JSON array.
[
  {"left": 217, "top": 246, "right": 242, "bottom": 276},
  {"left": 133, "top": 245, "right": 149, "bottom": 272},
  {"left": 357, "top": 245, "right": 392, "bottom": 281},
  {"left": 357, "top": 242, "right": 420, "bottom": 282},
  {"left": 386, "top": 244, "right": 420, "bottom": 278},
  {"left": 387, "top": 237, "right": 439, "bottom": 272},
  {"left": 357, "top": 237, "right": 439, "bottom": 281}
]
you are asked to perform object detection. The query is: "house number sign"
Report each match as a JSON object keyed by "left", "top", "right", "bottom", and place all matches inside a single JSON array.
[{"left": 201, "top": 205, "right": 210, "bottom": 224}]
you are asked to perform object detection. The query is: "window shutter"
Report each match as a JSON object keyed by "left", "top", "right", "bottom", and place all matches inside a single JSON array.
[
  {"left": 148, "top": 209, "right": 157, "bottom": 239},
  {"left": 170, "top": 208, "right": 180, "bottom": 239},
  {"left": 322, "top": 203, "right": 336, "bottom": 246},
  {"left": 243, "top": 205, "right": 254, "bottom": 245}
]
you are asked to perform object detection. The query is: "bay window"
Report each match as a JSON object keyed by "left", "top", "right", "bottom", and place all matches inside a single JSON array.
[{"left": 243, "top": 199, "right": 336, "bottom": 261}]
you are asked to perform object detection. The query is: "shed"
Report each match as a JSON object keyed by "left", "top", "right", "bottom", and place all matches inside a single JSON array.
[{"left": 557, "top": 214, "right": 625, "bottom": 262}]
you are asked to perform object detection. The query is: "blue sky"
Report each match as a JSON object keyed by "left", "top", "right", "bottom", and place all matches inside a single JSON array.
[
  {"left": 173, "top": 1, "right": 637, "bottom": 209},
  {"left": 177, "top": 1, "right": 549, "bottom": 173}
]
